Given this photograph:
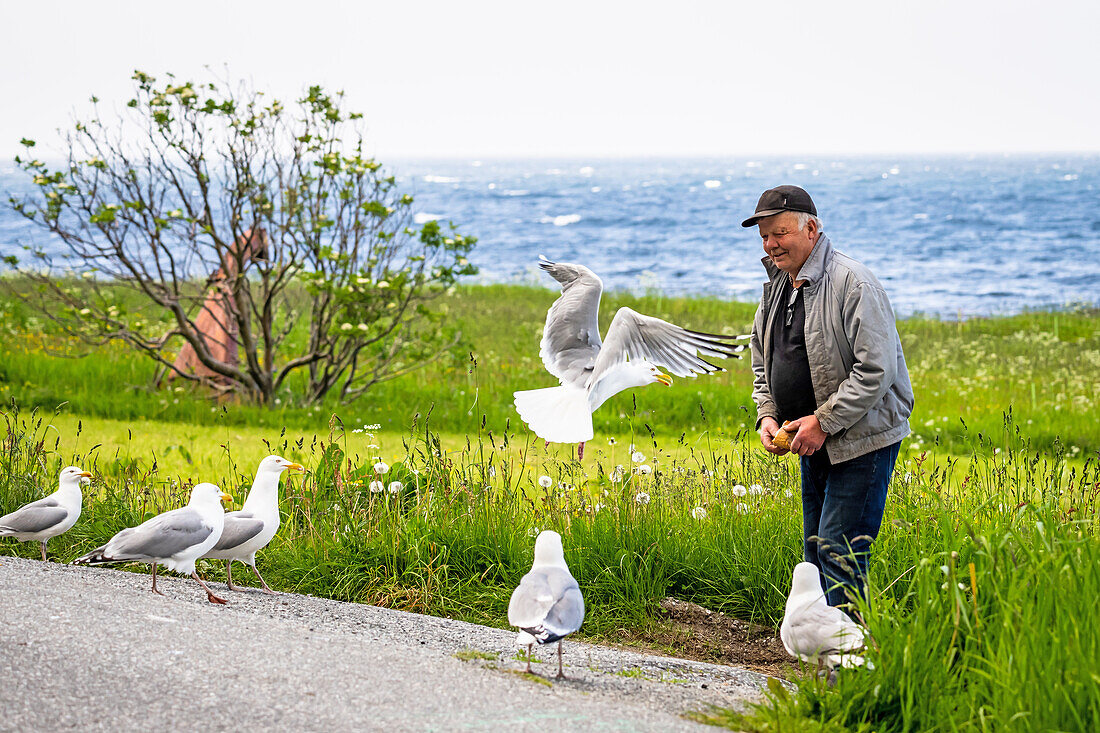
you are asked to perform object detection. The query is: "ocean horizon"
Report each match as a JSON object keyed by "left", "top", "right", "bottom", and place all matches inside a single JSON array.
[{"left": 4, "top": 154, "right": 1098, "bottom": 317}]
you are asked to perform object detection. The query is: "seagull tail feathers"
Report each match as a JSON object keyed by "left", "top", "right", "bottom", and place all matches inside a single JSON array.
[
  {"left": 513, "top": 386, "right": 594, "bottom": 444},
  {"left": 72, "top": 545, "right": 113, "bottom": 565}
]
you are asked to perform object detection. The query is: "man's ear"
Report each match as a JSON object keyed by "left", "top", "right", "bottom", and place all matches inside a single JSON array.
[{"left": 804, "top": 216, "right": 819, "bottom": 239}]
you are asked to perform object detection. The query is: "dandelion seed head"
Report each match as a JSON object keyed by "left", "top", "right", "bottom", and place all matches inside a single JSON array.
[
  {"left": 538, "top": 475, "right": 553, "bottom": 488},
  {"left": 732, "top": 484, "right": 747, "bottom": 497},
  {"left": 634, "top": 491, "right": 650, "bottom": 505},
  {"left": 692, "top": 506, "right": 707, "bottom": 519},
  {"left": 368, "top": 480, "right": 384, "bottom": 493}
]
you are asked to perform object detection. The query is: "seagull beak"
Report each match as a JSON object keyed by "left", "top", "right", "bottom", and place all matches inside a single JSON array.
[
  {"left": 286, "top": 462, "right": 305, "bottom": 473},
  {"left": 79, "top": 471, "right": 93, "bottom": 478},
  {"left": 220, "top": 492, "right": 232, "bottom": 504},
  {"left": 656, "top": 373, "right": 673, "bottom": 387}
]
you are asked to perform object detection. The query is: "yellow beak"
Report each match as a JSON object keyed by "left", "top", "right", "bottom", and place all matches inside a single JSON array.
[
  {"left": 220, "top": 492, "right": 232, "bottom": 504},
  {"left": 656, "top": 373, "right": 673, "bottom": 387},
  {"left": 286, "top": 462, "right": 305, "bottom": 473},
  {"left": 79, "top": 471, "right": 93, "bottom": 478}
]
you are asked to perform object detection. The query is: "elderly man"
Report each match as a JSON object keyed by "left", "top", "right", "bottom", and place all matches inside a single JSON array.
[{"left": 745, "top": 185, "right": 914, "bottom": 609}]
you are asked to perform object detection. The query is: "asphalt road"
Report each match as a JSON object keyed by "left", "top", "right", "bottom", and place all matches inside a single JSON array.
[{"left": 0, "top": 555, "right": 772, "bottom": 731}]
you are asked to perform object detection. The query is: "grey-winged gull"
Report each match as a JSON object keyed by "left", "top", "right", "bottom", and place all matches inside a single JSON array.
[
  {"left": 780, "top": 562, "right": 869, "bottom": 672},
  {"left": 0, "top": 466, "right": 91, "bottom": 561},
  {"left": 514, "top": 256, "right": 746, "bottom": 457},
  {"left": 74, "top": 482, "right": 232, "bottom": 604},
  {"left": 202, "top": 455, "right": 303, "bottom": 593},
  {"left": 507, "top": 529, "right": 585, "bottom": 679}
]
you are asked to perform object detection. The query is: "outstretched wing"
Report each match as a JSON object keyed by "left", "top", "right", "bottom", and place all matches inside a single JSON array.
[
  {"left": 588, "top": 307, "right": 745, "bottom": 385},
  {"left": 537, "top": 256, "right": 604, "bottom": 388}
]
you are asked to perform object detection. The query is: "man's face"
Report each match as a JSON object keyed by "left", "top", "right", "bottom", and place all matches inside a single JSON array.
[{"left": 758, "top": 212, "right": 818, "bottom": 277}]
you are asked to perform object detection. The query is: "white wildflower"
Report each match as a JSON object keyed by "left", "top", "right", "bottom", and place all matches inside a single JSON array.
[
  {"left": 633, "top": 465, "right": 652, "bottom": 475},
  {"left": 692, "top": 506, "right": 707, "bottom": 520},
  {"left": 631, "top": 451, "right": 646, "bottom": 463},
  {"left": 368, "top": 480, "right": 384, "bottom": 493},
  {"left": 538, "top": 475, "right": 553, "bottom": 488},
  {"left": 373, "top": 461, "right": 390, "bottom": 475},
  {"left": 387, "top": 481, "right": 403, "bottom": 494},
  {"left": 749, "top": 484, "right": 764, "bottom": 495},
  {"left": 340, "top": 323, "right": 353, "bottom": 331},
  {"left": 634, "top": 492, "right": 651, "bottom": 505},
  {"left": 732, "top": 484, "right": 748, "bottom": 497}
]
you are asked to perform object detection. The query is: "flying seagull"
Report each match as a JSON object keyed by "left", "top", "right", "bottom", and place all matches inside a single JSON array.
[
  {"left": 74, "top": 483, "right": 232, "bottom": 604},
  {"left": 507, "top": 530, "right": 585, "bottom": 679},
  {"left": 780, "top": 562, "right": 869, "bottom": 673},
  {"left": 514, "top": 256, "right": 746, "bottom": 457},
  {"left": 0, "top": 466, "right": 91, "bottom": 561},
  {"left": 202, "top": 455, "right": 303, "bottom": 593}
]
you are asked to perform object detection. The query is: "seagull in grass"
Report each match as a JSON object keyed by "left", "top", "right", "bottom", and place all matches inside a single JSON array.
[
  {"left": 0, "top": 466, "right": 91, "bottom": 561},
  {"left": 514, "top": 256, "right": 747, "bottom": 458},
  {"left": 74, "top": 483, "right": 232, "bottom": 604},
  {"left": 780, "top": 562, "right": 869, "bottom": 674},
  {"left": 202, "top": 455, "right": 303, "bottom": 594},
  {"left": 507, "top": 530, "right": 584, "bottom": 679}
]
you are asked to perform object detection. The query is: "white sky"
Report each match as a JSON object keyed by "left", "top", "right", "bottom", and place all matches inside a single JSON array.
[{"left": 2, "top": 0, "right": 1098, "bottom": 159}]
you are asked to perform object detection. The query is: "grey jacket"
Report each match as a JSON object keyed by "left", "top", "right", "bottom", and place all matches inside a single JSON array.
[{"left": 750, "top": 234, "right": 913, "bottom": 463}]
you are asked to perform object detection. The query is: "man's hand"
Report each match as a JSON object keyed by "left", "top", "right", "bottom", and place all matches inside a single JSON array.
[
  {"left": 759, "top": 417, "right": 789, "bottom": 456},
  {"left": 785, "top": 414, "right": 828, "bottom": 456}
]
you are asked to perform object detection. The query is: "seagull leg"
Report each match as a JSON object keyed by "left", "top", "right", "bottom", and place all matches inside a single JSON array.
[
  {"left": 225, "top": 560, "right": 245, "bottom": 592},
  {"left": 525, "top": 643, "right": 534, "bottom": 673},
  {"left": 40, "top": 540, "right": 48, "bottom": 562},
  {"left": 151, "top": 563, "right": 165, "bottom": 596},
  {"left": 577, "top": 442, "right": 585, "bottom": 461},
  {"left": 250, "top": 562, "right": 277, "bottom": 594},
  {"left": 555, "top": 640, "right": 566, "bottom": 680},
  {"left": 192, "top": 572, "right": 229, "bottom": 604}
]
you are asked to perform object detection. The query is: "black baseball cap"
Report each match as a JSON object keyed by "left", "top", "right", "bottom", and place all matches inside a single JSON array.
[{"left": 741, "top": 185, "right": 817, "bottom": 227}]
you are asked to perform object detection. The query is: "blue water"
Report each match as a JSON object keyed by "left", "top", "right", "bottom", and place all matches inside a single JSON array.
[{"left": 4, "top": 155, "right": 1099, "bottom": 316}]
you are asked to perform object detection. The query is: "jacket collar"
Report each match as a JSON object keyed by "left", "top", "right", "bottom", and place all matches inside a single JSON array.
[{"left": 759, "top": 233, "right": 833, "bottom": 285}]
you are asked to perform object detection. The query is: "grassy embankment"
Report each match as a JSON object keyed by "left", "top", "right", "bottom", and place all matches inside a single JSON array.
[{"left": 2, "top": 284, "right": 1099, "bottom": 731}]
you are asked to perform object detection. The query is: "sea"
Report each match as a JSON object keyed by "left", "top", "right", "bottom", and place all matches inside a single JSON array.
[{"left": 3, "top": 155, "right": 1098, "bottom": 317}]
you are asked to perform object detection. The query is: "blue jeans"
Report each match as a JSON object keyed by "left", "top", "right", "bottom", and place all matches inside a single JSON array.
[{"left": 800, "top": 441, "right": 901, "bottom": 607}]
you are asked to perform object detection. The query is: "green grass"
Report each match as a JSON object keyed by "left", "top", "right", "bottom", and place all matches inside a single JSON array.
[
  {"left": 3, "top": 283, "right": 1098, "bottom": 454},
  {"left": 2, "top": 284, "right": 1100, "bottom": 731}
]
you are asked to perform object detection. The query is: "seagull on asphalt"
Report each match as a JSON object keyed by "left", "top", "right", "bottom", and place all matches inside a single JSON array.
[
  {"left": 780, "top": 562, "right": 869, "bottom": 672},
  {"left": 514, "top": 256, "right": 747, "bottom": 458},
  {"left": 507, "top": 530, "right": 585, "bottom": 679},
  {"left": 74, "top": 483, "right": 232, "bottom": 604},
  {"left": 0, "top": 466, "right": 91, "bottom": 561},
  {"left": 202, "top": 455, "right": 303, "bottom": 593}
]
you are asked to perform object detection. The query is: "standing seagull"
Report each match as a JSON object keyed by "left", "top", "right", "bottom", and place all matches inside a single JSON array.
[
  {"left": 780, "top": 562, "right": 869, "bottom": 673},
  {"left": 514, "top": 256, "right": 746, "bottom": 457},
  {"left": 74, "top": 483, "right": 232, "bottom": 604},
  {"left": 202, "top": 455, "right": 303, "bottom": 594},
  {"left": 0, "top": 466, "right": 91, "bottom": 561},
  {"left": 507, "top": 530, "right": 585, "bottom": 679}
]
